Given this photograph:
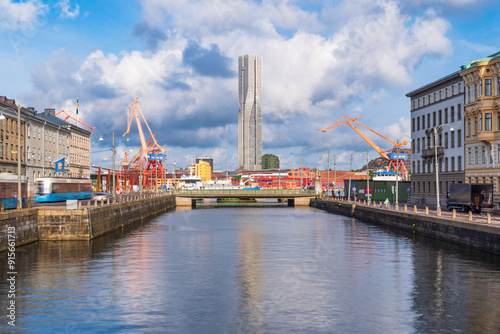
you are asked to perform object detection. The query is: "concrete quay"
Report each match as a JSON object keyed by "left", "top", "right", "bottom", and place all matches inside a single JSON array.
[
  {"left": 311, "top": 198, "right": 500, "bottom": 255},
  {"left": 0, "top": 193, "right": 175, "bottom": 252}
]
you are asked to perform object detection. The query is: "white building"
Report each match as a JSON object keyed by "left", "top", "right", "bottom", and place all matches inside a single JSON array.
[
  {"left": 406, "top": 71, "right": 465, "bottom": 207},
  {"left": 238, "top": 54, "right": 263, "bottom": 170}
]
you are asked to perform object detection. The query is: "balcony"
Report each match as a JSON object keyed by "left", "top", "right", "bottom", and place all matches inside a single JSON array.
[
  {"left": 421, "top": 147, "right": 444, "bottom": 159},
  {"left": 477, "top": 131, "right": 496, "bottom": 142}
]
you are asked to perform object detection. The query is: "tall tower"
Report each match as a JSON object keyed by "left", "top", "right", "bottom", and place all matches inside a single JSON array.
[{"left": 238, "top": 55, "right": 263, "bottom": 170}]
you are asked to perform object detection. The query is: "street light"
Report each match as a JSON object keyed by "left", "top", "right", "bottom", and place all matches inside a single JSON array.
[
  {"left": 99, "top": 132, "right": 115, "bottom": 200},
  {"left": 433, "top": 124, "right": 453, "bottom": 210}
]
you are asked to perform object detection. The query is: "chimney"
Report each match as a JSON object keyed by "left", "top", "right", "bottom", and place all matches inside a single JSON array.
[{"left": 44, "top": 108, "right": 56, "bottom": 116}]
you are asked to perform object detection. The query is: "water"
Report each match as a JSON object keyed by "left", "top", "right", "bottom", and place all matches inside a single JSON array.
[{"left": 2, "top": 206, "right": 500, "bottom": 333}]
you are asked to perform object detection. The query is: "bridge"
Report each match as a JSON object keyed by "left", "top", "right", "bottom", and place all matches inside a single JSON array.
[{"left": 174, "top": 189, "right": 316, "bottom": 207}]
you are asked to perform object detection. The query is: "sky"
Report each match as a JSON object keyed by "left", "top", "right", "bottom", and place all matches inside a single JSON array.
[{"left": 0, "top": 0, "right": 499, "bottom": 172}]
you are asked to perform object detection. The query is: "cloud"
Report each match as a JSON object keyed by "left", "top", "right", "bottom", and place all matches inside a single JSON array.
[
  {"left": 57, "top": 0, "right": 80, "bottom": 19},
  {"left": 0, "top": 0, "right": 46, "bottom": 31},
  {"left": 24, "top": 0, "right": 455, "bottom": 170},
  {"left": 182, "top": 41, "right": 236, "bottom": 78}
]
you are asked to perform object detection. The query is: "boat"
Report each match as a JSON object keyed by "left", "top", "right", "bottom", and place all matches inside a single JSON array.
[{"left": 178, "top": 174, "right": 203, "bottom": 190}]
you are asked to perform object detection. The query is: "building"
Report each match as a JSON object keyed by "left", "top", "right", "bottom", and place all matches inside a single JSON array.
[
  {"left": 196, "top": 156, "right": 213, "bottom": 172},
  {"left": 24, "top": 107, "right": 71, "bottom": 195},
  {"left": 189, "top": 160, "right": 212, "bottom": 182},
  {"left": 406, "top": 71, "right": 465, "bottom": 207},
  {"left": 238, "top": 54, "right": 263, "bottom": 170},
  {"left": 261, "top": 154, "right": 279, "bottom": 169},
  {"left": 0, "top": 97, "right": 26, "bottom": 176},
  {"left": 37, "top": 108, "right": 91, "bottom": 179},
  {"left": 460, "top": 51, "right": 500, "bottom": 207}
]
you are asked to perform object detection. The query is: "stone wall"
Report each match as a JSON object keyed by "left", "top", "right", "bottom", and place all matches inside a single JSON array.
[
  {"left": 0, "top": 209, "right": 39, "bottom": 252},
  {"left": 0, "top": 194, "right": 176, "bottom": 252},
  {"left": 312, "top": 200, "right": 500, "bottom": 255}
]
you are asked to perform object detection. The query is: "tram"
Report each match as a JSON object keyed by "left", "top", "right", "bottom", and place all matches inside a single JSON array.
[
  {"left": 34, "top": 178, "right": 92, "bottom": 202},
  {"left": 0, "top": 173, "right": 27, "bottom": 209}
]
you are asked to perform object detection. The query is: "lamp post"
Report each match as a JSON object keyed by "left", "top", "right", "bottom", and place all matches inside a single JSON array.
[
  {"left": 433, "top": 124, "right": 453, "bottom": 210},
  {"left": 99, "top": 132, "right": 115, "bottom": 200},
  {"left": 366, "top": 147, "right": 370, "bottom": 203},
  {"left": 348, "top": 153, "right": 353, "bottom": 202},
  {"left": 17, "top": 105, "right": 21, "bottom": 209}
]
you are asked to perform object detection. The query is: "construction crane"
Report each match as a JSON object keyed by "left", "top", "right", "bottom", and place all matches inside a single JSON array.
[
  {"left": 55, "top": 110, "right": 95, "bottom": 131},
  {"left": 123, "top": 98, "right": 167, "bottom": 189},
  {"left": 318, "top": 116, "right": 409, "bottom": 180}
]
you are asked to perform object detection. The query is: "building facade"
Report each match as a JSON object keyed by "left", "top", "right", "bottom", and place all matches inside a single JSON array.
[
  {"left": 25, "top": 107, "right": 71, "bottom": 195},
  {"left": 238, "top": 54, "right": 263, "bottom": 170},
  {"left": 262, "top": 154, "right": 279, "bottom": 169},
  {"left": 460, "top": 51, "right": 500, "bottom": 207},
  {"left": 189, "top": 160, "right": 212, "bottom": 182},
  {"left": 406, "top": 71, "right": 465, "bottom": 207},
  {"left": 0, "top": 97, "right": 26, "bottom": 176}
]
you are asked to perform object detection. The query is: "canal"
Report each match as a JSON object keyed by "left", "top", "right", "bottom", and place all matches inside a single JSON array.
[{"left": 1, "top": 205, "right": 500, "bottom": 333}]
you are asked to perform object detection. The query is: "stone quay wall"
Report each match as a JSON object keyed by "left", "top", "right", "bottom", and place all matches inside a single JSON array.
[
  {"left": 311, "top": 199, "right": 500, "bottom": 255},
  {"left": 0, "top": 194, "right": 176, "bottom": 252}
]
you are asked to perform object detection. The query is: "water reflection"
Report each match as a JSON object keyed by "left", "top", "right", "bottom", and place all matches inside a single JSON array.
[{"left": 1, "top": 207, "right": 500, "bottom": 333}]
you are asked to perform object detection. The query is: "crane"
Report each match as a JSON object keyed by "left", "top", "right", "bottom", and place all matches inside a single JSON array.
[
  {"left": 318, "top": 116, "right": 409, "bottom": 180},
  {"left": 123, "top": 98, "right": 167, "bottom": 189},
  {"left": 55, "top": 110, "right": 95, "bottom": 131}
]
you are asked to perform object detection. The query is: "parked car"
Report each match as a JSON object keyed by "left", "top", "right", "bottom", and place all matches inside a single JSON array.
[{"left": 92, "top": 192, "right": 112, "bottom": 201}]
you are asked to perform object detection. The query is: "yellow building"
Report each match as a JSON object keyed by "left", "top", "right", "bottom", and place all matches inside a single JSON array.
[
  {"left": 189, "top": 160, "right": 212, "bottom": 182},
  {"left": 461, "top": 51, "right": 500, "bottom": 206}
]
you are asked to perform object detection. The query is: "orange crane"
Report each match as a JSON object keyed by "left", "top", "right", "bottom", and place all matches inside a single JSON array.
[
  {"left": 318, "top": 116, "right": 409, "bottom": 180},
  {"left": 55, "top": 110, "right": 95, "bottom": 131},
  {"left": 123, "top": 98, "right": 167, "bottom": 189}
]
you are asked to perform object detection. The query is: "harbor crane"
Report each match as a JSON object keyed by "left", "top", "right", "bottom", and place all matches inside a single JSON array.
[
  {"left": 55, "top": 110, "right": 95, "bottom": 131},
  {"left": 123, "top": 98, "right": 167, "bottom": 189},
  {"left": 318, "top": 116, "right": 409, "bottom": 180}
]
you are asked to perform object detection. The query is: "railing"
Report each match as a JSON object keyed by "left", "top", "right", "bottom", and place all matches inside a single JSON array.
[{"left": 174, "top": 189, "right": 315, "bottom": 195}]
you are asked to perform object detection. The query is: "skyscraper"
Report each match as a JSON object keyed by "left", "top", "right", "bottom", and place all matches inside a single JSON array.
[{"left": 238, "top": 55, "right": 262, "bottom": 170}]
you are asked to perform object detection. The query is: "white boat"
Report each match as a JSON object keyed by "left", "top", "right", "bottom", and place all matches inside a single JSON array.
[
  {"left": 179, "top": 174, "right": 203, "bottom": 190},
  {"left": 373, "top": 171, "right": 402, "bottom": 181}
]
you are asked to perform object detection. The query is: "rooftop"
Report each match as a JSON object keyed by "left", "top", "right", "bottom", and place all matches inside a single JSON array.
[{"left": 460, "top": 51, "right": 500, "bottom": 71}]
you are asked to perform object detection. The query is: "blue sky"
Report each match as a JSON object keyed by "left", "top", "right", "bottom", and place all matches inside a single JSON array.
[{"left": 1, "top": 0, "right": 499, "bottom": 171}]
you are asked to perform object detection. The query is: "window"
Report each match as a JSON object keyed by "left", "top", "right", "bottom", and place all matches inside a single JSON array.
[
  {"left": 416, "top": 138, "right": 420, "bottom": 153},
  {"left": 480, "top": 114, "right": 483, "bottom": 131},
  {"left": 475, "top": 147, "right": 479, "bottom": 164},
  {"left": 458, "top": 156, "right": 462, "bottom": 171},
  {"left": 482, "top": 146, "right": 486, "bottom": 163},
  {"left": 451, "top": 106, "right": 455, "bottom": 122},
  {"left": 422, "top": 115, "right": 425, "bottom": 129},
  {"left": 445, "top": 132, "right": 448, "bottom": 149},
  {"left": 439, "top": 110, "right": 442, "bottom": 125},
  {"left": 458, "top": 83, "right": 461, "bottom": 93},
  {"left": 452, "top": 85, "right": 455, "bottom": 95},
  {"left": 486, "top": 79, "right": 492, "bottom": 96},
  {"left": 417, "top": 161, "right": 420, "bottom": 174},
  {"left": 475, "top": 117, "right": 478, "bottom": 134},
  {"left": 0, "top": 143, "right": 2, "bottom": 158},
  {"left": 413, "top": 140, "right": 416, "bottom": 154},
  {"left": 458, "top": 129, "right": 462, "bottom": 147},
  {"left": 450, "top": 130, "right": 455, "bottom": 148},
  {"left": 439, "top": 133, "right": 442, "bottom": 146},
  {"left": 427, "top": 113, "right": 431, "bottom": 127},
  {"left": 468, "top": 148, "right": 472, "bottom": 165},
  {"left": 439, "top": 158, "right": 442, "bottom": 172},
  {"left": 433, "top": 112, "right": 436, "bottom": 127},
  {"left": 475, "top": 83, "right": 478, "bottom": 100},
  {"left": 486, "top": 113, "right": 492, "bottom": 131},
  {"left": 458, "top": 104, "right": 462, "bottom": 120},
  {"left": 444, "top": 108, "right": 448, "bottom": 124},
  {"left": 451, "top": 157, "right": 455, "bottom": 171},
  {"left": 445, "top": 157, "right": 448, "bottom": 172},
  {"left": 412, "top": 118, "right": 415, "bottom": 132},
  {"left": 417, "top": 116, "right": 420, "bottom": 131},
  {"left": 412, "top": 161, "right": 415, "bottom": 174}
]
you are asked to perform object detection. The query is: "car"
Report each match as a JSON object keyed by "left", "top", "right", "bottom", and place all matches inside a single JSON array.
[{"left": 92, "top": 192, "right": 112, "bottom": 201}]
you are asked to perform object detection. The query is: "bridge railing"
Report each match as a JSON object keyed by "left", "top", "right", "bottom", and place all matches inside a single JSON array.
[{"left": 173, "top": 189, "right": 315, "bottom": 195}]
